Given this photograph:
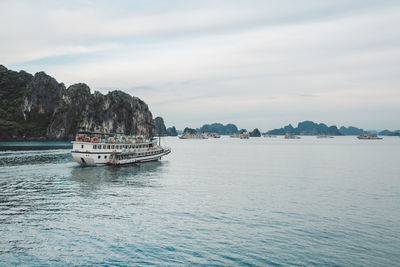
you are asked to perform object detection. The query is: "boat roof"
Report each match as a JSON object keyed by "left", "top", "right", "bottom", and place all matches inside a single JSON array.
[{"left": 77, "top": 131, "right": 118, "bottom": 136}]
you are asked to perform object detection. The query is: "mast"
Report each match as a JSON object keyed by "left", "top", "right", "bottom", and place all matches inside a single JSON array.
[
  {"left": 158, "top": 118, "right": 161, "bottom": 146},
  {"left": 134, "top": 120, "right": 137, "bottom": 140}
]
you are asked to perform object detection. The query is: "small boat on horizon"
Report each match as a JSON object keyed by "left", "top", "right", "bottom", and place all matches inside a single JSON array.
[
  {"left": 240, "top": 132, "right": 250, "bottom": 139},
  {"left": 317, "top": 135, "right": 334, "bottom": 138},
  {"left": 179, "top": 133, "right": 208, "bottom": 139},
  {"left": 357, "top": 134, "right": 383, "bottom": 140},
  {"left": 285, "top": 133, "right": 300, "bottom": 139}
]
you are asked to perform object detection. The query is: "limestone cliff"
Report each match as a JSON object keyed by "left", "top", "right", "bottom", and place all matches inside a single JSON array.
[
  {"left": 154, "top": 116, "right": 167, "bottom": 136},
  {"left": 0, "top": 65, "right": 154, "bottom": 140}
]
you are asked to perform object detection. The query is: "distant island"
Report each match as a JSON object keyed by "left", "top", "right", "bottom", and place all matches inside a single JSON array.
[
  {"left": 154, "top": 116, "right": 177, "bottom": 136},
  {"left": 0, "top": 65, "right": 154, "bottom": 141},
  {"left": 180, "top": 123, "right": 248, "bottom": 136},
  {"left": 267, "top": 121, "right": 400, "bottom": 136},
  {"left": 267, "top": 121, "right": 342, "bottom": 136},
  {"left": 2, "top": 65, "right": 398, "bottom": 141},
  {"left": 174, "top": 121, "right": 399, "bottom": 137}
]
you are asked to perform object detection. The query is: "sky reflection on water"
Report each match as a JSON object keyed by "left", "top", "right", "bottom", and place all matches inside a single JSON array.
[{"left": 0, "top": 137, "right": 400, "bottom": 265}]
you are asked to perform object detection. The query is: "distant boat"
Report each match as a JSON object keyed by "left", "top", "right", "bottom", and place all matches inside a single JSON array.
[
  {"left": 357, "top": 134, "right": 383, "bottom": 140},
  {"left": 263, "top": 134, "right": 277, "bottom": 138},
  {"left": 207, "top": 133, "right": 221, "bottom": 138},
  {"left": 230, "top": 133, "right": 240, "bottom": 138},
  {"left": 179, "top": 133, "right": 208, "bottom": 139},
  {"left": 317, "top": 135, "right": 334, "bottom": 138},
  {"left": 285, "top": 133, "right": 300, "bottom": 139},
  {"left": 240, "top": 133, "right": 250, "bottom": 139}
]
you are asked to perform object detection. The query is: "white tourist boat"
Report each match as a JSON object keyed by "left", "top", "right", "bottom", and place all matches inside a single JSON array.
[{"left": 71, "top": 131, "right": 171, "bottom": 166}]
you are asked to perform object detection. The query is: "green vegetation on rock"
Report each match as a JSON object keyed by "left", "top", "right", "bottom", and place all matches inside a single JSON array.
[
  {"left": 0, "top": 65, "right": 155, "bottom": 140},
  {"left": 249, "top": 128, "right": 261, "bottom": 137},
  {"left": 267, "top": 121, "right": 342, "bottom": 136},
  {"left": 199, "top": 123, "right": 239, "bottom": 135},
  {"left": 167, "top": 126, "right": 178, "bottom": 136},
  {"left": 154, "top": 116, "right": 167, "bottom": 136}
]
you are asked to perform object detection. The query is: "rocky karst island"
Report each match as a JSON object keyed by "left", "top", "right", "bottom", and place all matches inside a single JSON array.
[{"left": 0, "top": 65, "right": 155, "bottom": 141}]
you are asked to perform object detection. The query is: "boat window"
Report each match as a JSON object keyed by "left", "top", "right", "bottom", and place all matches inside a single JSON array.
[
  {"left": 98, "top": 155, "right": 100, "bottom": 159},
  {"left": 81, "top": 145, "right": 84, "bottom": 149},
  {"left": 93, "top": 145, "right": 96, "bottom": 149},
  {"left": 105, "top": 155, "right": 107, "bottom": 159},
  {"left": 112, "top": 145, "right": 115, "bottom": 149},
  {"left": 103, "top": 145, "right": 106, "bottom": 149},
  {"left": 107, "top": 145, "right": 110, "bottom": 149}
]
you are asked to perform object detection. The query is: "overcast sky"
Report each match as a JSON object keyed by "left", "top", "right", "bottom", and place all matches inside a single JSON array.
[{"left": 1, "top": 0, "right": 399, "bottom": 131}]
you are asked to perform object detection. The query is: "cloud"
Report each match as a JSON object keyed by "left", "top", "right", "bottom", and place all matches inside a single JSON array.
[{"left": 1, "top": 0, "right": 400, "bottom": 130}]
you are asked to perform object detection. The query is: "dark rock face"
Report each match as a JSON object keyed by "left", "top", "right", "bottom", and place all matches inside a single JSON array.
[
  {"left": 199, "top": 123, "right": 239, "bottom": 135},
  {"left": 167, "top": 126, "right": 178, "bottom": 136},
  {"left": 0, "top": 66, "right": 154, "bottom": 140},
  {"left": 23, "top": 72, "right": 65, "bottom": 115},
  {"left": 339, "top": 126, "right": 365, "bottom": 135},
  {"left": 249, "top": 128, "right": 261, "bottom": 137},
  {"left": 154, "top": 116, "right": 167, "bottom": 136},
  {"left": 48, "top": 87, "right": 154, "bottom": 140}
]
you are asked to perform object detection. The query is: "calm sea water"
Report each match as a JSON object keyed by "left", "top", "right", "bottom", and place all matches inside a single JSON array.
[{"left": 0, "top": 137, "right": 399, "bottom": 265}]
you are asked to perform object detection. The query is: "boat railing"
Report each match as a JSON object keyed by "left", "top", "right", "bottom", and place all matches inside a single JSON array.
[{"left": 73, "top": 137, "right": 154, "bottom": 145}]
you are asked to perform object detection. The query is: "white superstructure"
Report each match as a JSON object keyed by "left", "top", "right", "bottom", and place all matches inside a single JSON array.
[{"left": 71, "top": 131, "right": 170, "bottom": 166}]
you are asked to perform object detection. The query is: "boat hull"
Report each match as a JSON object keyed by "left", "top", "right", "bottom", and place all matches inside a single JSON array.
[
  {"left": 107, "top": 149, "right": 171, "bottom": 166},
  {"left": 71, "top": 151, "right": 110, "bottom": 166}
]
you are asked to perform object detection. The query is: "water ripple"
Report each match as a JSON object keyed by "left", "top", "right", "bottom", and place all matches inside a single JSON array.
[{"left": 0, "top": 137, "right": 400, "bottom": 265}]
